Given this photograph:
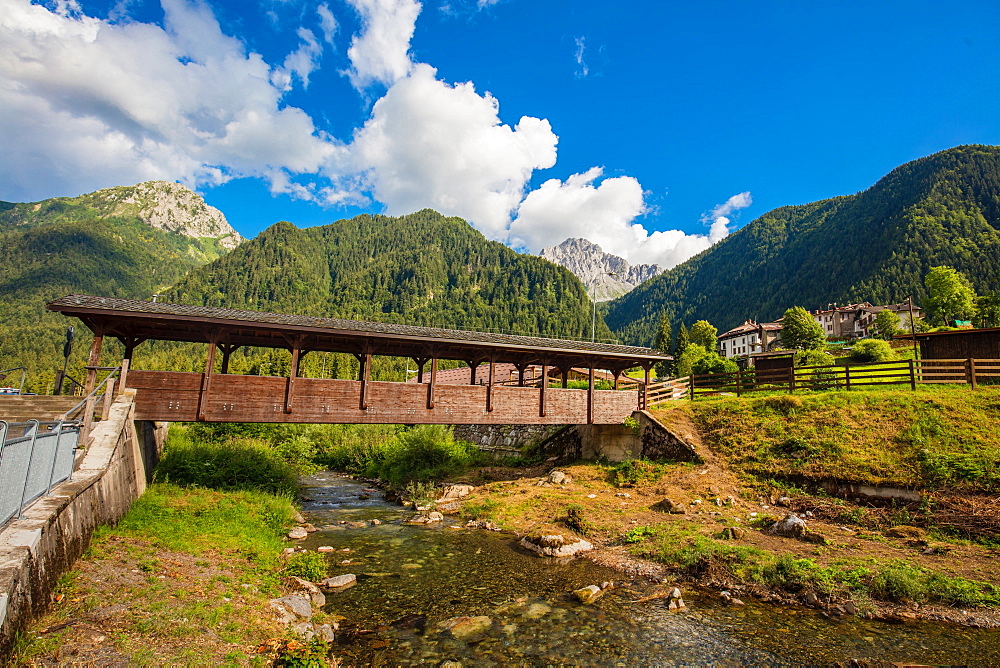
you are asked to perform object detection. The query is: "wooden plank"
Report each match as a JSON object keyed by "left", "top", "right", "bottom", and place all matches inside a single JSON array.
[
  {"left": 126, "top": 371, "right": 639, "bottom": 424},
  {"left": 197, "top": 342, "right": 217, "bottom": 421}
]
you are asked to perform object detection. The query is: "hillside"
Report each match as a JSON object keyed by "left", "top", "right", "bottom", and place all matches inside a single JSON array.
[
  {"left": 0, "top": 182, "right": 242, "bottom": 390},
  {"left": 606, "top": 145, "right": 1000, "bottom": 345},
  {"left": 166, "top": 210, "right": 609, "bottom": 340}
]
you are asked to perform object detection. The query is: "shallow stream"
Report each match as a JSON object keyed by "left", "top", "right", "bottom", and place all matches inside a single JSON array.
[{"left": 299, "top": 473, "right": 1000, "bottom": 666}]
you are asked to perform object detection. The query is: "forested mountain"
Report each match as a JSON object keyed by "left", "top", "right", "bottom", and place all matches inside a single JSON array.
[
  {"left": 0, "top": 182, "right": 241, "bottom": 390},
  {"left": 167, "top": 210, "right": 609, "bottom": 340},
  {"left": 606, "top": 144, "right": 1000, "bottom": 345}
]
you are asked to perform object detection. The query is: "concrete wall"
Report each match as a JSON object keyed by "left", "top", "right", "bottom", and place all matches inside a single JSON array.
[
  {"left": 0, "top": 390, "right": 165, "bottom": 658},
  {"left": 458, "top": 411, "right": 700, "bottom": 464}
]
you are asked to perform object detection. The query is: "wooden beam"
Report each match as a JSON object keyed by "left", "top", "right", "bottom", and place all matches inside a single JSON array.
[
  {"left": 218, "top": 343, "right": 239, "bottom": 374},
  {"left": 561, "top": 367, "right": 569, "bottom": 388},
  {"left": 83, "top": 334, "right": 104, "bottom": 395},
  {"left": 539, "top": 361, "right": 548, "bottom": 417},
  {"left": 467, "top": 360, "right": 479, "bottom": 385},
  {"left": 587, "top": 363, "right": 595, "bottom": 424},
  {"left": 415, "top": 357, "right": 428, "bottom": 384},
  {"left": 643, "top": 364, "right": 651, "bottom": 411},
  {"left": 357, "top": 352, "right": 372, "bottom": 409},
  {"left": 487, "top": 354, "right": 495, "bottom": 412},
  {"left": 285, "top": 344, "right": 302, "bottom": 414},
  {"left": 118, "top": 358, "right": 130, "bottom": 396},
  {"left": 427, "top": 357, "right": 438, "bottom": 409},
  {"left": 197, "top": 340, "right": 218, "bottom": 421}
]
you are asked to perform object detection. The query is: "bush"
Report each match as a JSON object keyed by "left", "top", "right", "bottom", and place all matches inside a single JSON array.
[
  {"left": 375, "top": 425, "right": 481, "bottom": 485},
  {"left": 692, "top": 352, "right": 738, "bottom": 375},
  {"left": 850, "top": 339, "right": 896, "bottom": 363},
  {"left": 284, "top": 551, "right": 329, "bottom": 581},
  {"left": 154, "top": 426, "right": 299, "bottom": 496},
  {"left": 794, "top": 349, "right": 832, "bottom": 367},
  {"left": 564, "top": 504, "right": 594, "bottom": 536},
  {"left": 610, "top": 458, "right": 665, "bottom": 487}
]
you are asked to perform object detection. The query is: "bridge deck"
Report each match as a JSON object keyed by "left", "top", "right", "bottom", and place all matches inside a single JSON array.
[{"left": 127, "top": 371, "right": 639, "bottom": 424}]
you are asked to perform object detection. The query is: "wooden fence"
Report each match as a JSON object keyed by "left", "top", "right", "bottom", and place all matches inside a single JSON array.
[{"left": 644, "top": 358, "right": 1000, "bottom": 406}]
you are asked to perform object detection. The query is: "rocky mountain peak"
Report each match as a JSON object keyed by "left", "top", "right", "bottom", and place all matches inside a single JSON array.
[
  {"left": 539, "top": 238, "right": 662, "bottom": 301},
  {"left": 89, "top": 180, "right": 243, "bottom": 249}
]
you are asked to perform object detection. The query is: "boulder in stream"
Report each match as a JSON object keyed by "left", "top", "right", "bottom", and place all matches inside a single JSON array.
[
  {"left": 436, "top": 615, "right": 493, "bottom": 640},
  {"left": 322, "top": 574, "right": 357, "bottom": 589},
  {"left": 573, "top": 585, "right": 604, "bottom": 604},
  {"left": 287, "top": 527, "right": 308, "bottom": 540},
  {"left": 520, "top": 534, "right": 593, "bottom": 558}
]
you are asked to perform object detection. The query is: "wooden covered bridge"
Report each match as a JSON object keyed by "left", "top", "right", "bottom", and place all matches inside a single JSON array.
[{"left": 48, "top": 296, "right": 668, "bottom": 426}]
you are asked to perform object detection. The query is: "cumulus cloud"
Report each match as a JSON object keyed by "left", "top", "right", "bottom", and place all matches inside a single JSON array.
[
  {"left": 0, "top": 0, "right": 340, "bottom": 201},
  {"left": 317, "top": 3, "right": 338, "bottom": 45},
  {"left": 344, "top": 0, "right": 421, "bottom": 89},
  {"left": 511, "top": 174, "right": 751, "bottom": 269},
  {"left": 350, "top": 63, "right": 557, "bottom": 240}
]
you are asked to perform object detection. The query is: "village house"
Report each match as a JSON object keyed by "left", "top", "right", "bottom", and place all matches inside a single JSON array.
[
  {"left": 809, "top": 302, "right": 923, "bottom": 339},
  {"left": 718, "top": 320, "right": 783, "bottom": 359}
]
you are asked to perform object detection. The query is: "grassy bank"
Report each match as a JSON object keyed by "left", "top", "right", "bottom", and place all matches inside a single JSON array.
[
  {"left": 12, "top": 484, "right": 300, "bottom": 665},
  {"left": 675, "top": 386, "right": 1000, "bottom": 492}
]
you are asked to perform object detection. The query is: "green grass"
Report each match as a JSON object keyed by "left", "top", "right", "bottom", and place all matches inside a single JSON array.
[
  {"left": 677, "top": 386, "right": 1000, "bottom": 492},
  {"left": 628, "top": 524, "right": 1000, "bottom": 607}
]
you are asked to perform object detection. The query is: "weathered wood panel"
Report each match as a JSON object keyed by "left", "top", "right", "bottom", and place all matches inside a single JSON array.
[{"left": 126, "top": 371, "right": 639, "bottom": 425}]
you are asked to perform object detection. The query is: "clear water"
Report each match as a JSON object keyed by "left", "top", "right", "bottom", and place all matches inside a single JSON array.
[{"left": 299, "top": 473, "right": 1000, "bottom": 666}]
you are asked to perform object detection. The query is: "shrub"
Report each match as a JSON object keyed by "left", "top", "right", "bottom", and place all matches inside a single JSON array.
[
  {"left": 284, "top": 551, "right": 328, "bottom": 581},
  {"left": 154, "top": 426, "right": 299, "bottom": 496},
  {"left": 623, "top": 525, "right": 659, "bottom": 543},
  {"left": 609, "top": 458, "right": 664, "bottom": 487},
  {"left": 794, "top": 349, "right": 832, "bottom": 367},
  {"left": 564, "top": 504, "right": 594, "bottom": 536},
  {"left": 376, "top": 425, "right": 481, "bottom": 485},
  {"left": 692, "top": 352, "right": 738, "bottom": 375},
  {"left": 850, "top": 339, "right": 896, "bottom": 363}
]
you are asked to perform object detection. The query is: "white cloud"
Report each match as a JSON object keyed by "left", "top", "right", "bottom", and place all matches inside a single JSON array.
[
  {"left": 317, "top": 3, "right": 338, "bottom": 45},
  {"left": 350, "top": 63, "right": 557, "bottom": 240},
  {"left": 344, "top": 0, "right": 421, "bottom": 90},
  {"left": 573, "top": 36, "right": 589, "bottom": 78},
  {"left": 0, "top": 0, "right": 339, "bottom": 202},
  {"left": 511, "top": 173, "right": 751, "bottom": 269}
]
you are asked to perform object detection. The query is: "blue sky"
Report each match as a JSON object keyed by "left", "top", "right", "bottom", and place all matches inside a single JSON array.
[{"left": 2, "top": 0, "right": 998, "bottom": 268}]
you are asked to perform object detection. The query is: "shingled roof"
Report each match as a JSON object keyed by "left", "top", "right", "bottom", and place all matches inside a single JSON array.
[{"left": 48, "top": 295, "right": 666, "bottom": 370}]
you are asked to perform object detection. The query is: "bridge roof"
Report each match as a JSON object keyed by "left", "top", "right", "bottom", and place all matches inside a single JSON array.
[{"left": 48, "top": 295, "right": 667, "bottom": 370}]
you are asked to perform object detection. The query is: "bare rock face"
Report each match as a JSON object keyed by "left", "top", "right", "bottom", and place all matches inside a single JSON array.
[
  {"left": 520, "top": 534, "right": 593, "bottom": 558},
  {"left": 539, "top": 238, "right": 662, "bottom": 302},
  {"left": 88, "top": 180, "right": 243, "bottom": 248}
]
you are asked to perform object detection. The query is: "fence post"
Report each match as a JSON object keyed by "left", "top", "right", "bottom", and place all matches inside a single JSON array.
[
  {"left": 968, "top": 358, "right": 978, "bottom": 390},
  {"left": 101, "top": 377, "right": 116, "bottom": 420},
  {"left": 44, "top": 422, "right": 64, "bottom": 496},
  {"left": 689, "top": 375, "right": 696, "bottom": 401},
  {"left": 844, "top": 365, "right": 851, "bottom": 391},
  {"left": 735, "top": 369, "right": 742, "bottom": 397},
  {"left": 788, "top": 366, "right": 795, "bottom": 394},
  {"left": 18, "top": 420, "right": 40, "bottom": 519},
  {"left": 908, "top": 359, "right": 916, "bottom": 390}
]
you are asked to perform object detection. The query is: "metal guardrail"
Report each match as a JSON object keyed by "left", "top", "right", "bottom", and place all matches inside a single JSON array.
[{"left": 0, "top": 420, "right": 81, "bottom": 529}]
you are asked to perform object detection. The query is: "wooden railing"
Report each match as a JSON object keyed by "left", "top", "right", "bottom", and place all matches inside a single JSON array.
[{"left": 682, "top": 358, "right": 1000, "bottom": 400}]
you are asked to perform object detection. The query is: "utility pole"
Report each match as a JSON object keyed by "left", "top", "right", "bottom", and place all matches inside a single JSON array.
[{"left": 592, "top": 271, "right": 617, "bottom": 342}]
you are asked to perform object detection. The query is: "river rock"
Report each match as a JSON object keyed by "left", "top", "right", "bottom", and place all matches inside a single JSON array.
[
  {"left": 313, "top": 623, "right": 337, "bottom": 642},
  {"left": 436, "top": 484, "right": 475, "bottom": 503},
  {"left": 303, "top": 523, "right": 318, "bottom": 533},
  {"left": 322, "top": 574, "right": 357, "bottom": 589},
  {"left": 573, "top": 585, "right": 604, "bottom": 604},
  {"left": 289, "top": 576, "right": 326, "bottom": 607},
  {"left": 270, "top": 594, "right": 313, "bottom": 623},
  {"left": 465, "top": 519, "right": 500, "bottom": 531},
  {"left": 437, "top": 615, "right": 493, "bottom": 640},
  {"left": 653, "top": 498, "right": 686, "bottom": 514},
  {"left": 547, "top": 470, "right": 570, "bottom": 485},
  {"left": 720, "top": 527, "right": 747, "bottom": 540},
  {"left": 520, "top": 534, "right": 594, "bottom": 558},
  {"left": 287, "top": 527, "right": 308, "bottom": 540},
  {"left": 666, "top": 587, "right": 686, "bottom": 610},
  {"left": 769, "top": 513, "right": 807, "bottom": 538},
  {"left": 292, "top": 511, "right": 306, "bottom": 523},
  {"left": 524, "top": 602, "right": 552, "bottom": 619}
]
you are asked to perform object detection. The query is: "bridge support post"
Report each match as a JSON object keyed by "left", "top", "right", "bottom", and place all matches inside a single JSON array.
[
  {"left": 487, "top": 355, "right": 495, "bottom": 412},
  {"left": 539, "top": 361, "right": 548, "bottom": 417},
  {"left": 197, "top": 340, "right": 217, "bottom": 421},
  {"left": 83, "top": 335, "right": 104, "bottom": 396},
  {"left": 587, "top": 363, "right": 595, "bottom": 424},
  {"left": 356, "top": 352, "right": 371, "bottom": 410},
  {"left": 427, "top": 357, "right": 437, "bottom": 409}
]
